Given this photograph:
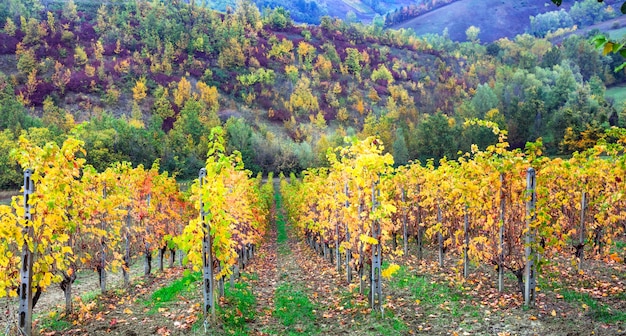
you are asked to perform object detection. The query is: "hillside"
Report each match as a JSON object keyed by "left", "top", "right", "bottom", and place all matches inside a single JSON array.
[
  {"left": 388, "top": 0, "right": 624, "bottom": 42},
  {"left": 0, "top": 0, "right": 624, "bottom": 187},
  {"left": 250, "top": 0, "right": 415, "bottom": 24}
]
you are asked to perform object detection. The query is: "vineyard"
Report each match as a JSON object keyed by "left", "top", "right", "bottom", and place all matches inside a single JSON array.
[
  {"left": 1, "top": 123, "right": 626, "bottom": 335},
  {"left": 0, "top": 126, "right": 273, "bottom": 335},
  {"left": 279, "top": 121, "right": 626, "bottom": 333}
]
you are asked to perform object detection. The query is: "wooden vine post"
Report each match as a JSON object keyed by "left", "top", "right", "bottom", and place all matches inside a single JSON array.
[
  {"left": 358, "top": 194, "right": 366, "bottom": 295},
  {"left": 344, "top": 182, "right": 352, "bottom": 283},
  {"left": 498, "top": 173, "right": 505, "bottom": 292},
  {"left": 524, "top": 168, "right": 537, "bottom": 307},
  {"left": 437, "top": 204, "right": 444, "bottom": 268},
  {"left": 335, "top": 190, "right": 341, "bottom": 273},
  {"left": 144, "top": 193, "right": 152, "bottom": 276},
  {"left": 199, "top": 168, "right": 216, "bottom": 323},
  {"left": 18, "top": 169, "right": 34, "bottom": 336},
  {"left": 99, "top": 186, "right": 107, "bottom": 293},
  {"left": 123, "top": 205, "right": 131, "bottom": 287},
  {"left": 463, "top": 206, "right": 469, "bottom": 278},
  {"left": 401, "top": 187, "right": 408, "bottom": 256},
  {"left": 370, "top": 182, "right": 383, "bottom": 312},
  {"left": 577, "top": 190, "right": 586, "bottom": 271},
  {"left": 416, "top": 184, "right": 423, "bottom": 261}
]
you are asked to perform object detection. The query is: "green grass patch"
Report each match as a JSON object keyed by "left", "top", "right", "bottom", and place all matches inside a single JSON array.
[
  {"left": 190, "top": 273, "right": 258, "bottom": 335},
  {"left": 216, "top": 278, "right": 257, "bottom": 335},
  {"left": 610, "top": 240, "right": 626, "bottom": 255},
  {"left": 561, "top": 289, "right": 626, "bottom": 323},
  {"left": 606, "top": 84, "right": 626, "bottom": 106},
  {"left": 388, "top": 266, "right": 463, "bottom": 305},
  {"left": 38, "top": 315, "right": 72, "bottom": 331},
  {"left": 333, "top": 286, "right": 408, "bottom": 335},
  {"left": 146, "top": 270, "right": 201, "bottom": 312},
  {"left": 275, "top": 192, "right": 288, "bottom": 244},
  {"left": 368, "top": 310, "right": 409, "bottom": 336},
  {"left": 79, "top": 290, "right": 100, "bottom": 304},
  {"left": 273, "top": 282, "right": 318, "bottom": 335},
  {"left": 387, "top": 265, "right": 477, "bottom": 319}
]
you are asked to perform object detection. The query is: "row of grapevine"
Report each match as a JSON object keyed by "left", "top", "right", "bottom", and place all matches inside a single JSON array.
[
  {"left": 178, "top": 127, "right": 273, "bottom": 323},
  {"left": 281, "top": 136, "right": 397, "bottom": 311},
  {"left": 282, "top": 122, "right": 626, "bottom": 311},
  {"left": 0, "top": 136, "right": 191, "bottom": 335},
  {"left": 0, "top": 127, "right": 272, "bottom": 335}
]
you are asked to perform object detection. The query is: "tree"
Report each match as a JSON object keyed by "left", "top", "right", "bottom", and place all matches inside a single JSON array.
[
  {"left": 263, "top": 7, "right": 291, "bottom": 29},
  {"left": 74, "top": 46, "right": 88, "bottom": 67},
  {"left": 62, "top": 0, "right": 79, "bottom": 23},
  {"left": 471, "top": 84, "right": 498, "bottom": 117},
  {"left": 371, "top": 64, "right": 394, "bottom": 84},
  {"left": 465, "top": 26, "right": 480, "bottom": 43},
  {"left": 225, "top": 117, "right": 255, "bottom": 171},
  {"left": 412, "top": 113, "right": 458, "bottom": 162},
  {"left": 529, "top": 10, "right": 573, "bottom": 37},
  {"left": 551, "top": 0, "right": 626, "bottom": 71},
  {"left": 289, "top": 77, "right": 319, "bottom": 116},
  {"left": 152, "top": 87, "right": 174, "bottom": 120},
  {"left": 0, "top": 130, "right": 19, "bottom": 189},
  {"left": 196, "top": 81, "right": 220, "bottom": 117},
  {"left": 3, "top": 18, "right": 16, "bottom": 36},
  {"left": 344, "top": 48, "right": 363, "bottom": 76},
  {"left": 132, "top": 77, "right": 148, "bottom": 103},
  {"left": 218, "top": 38, "right": 246, "bottom": 69},
  {"left": 16, "top": 45, "right": 37, "bottom": 76},
  {"left": 174, "top": 77, "right": 192, "bottom": 108},
  {"left": 392, "top": 127, "right": 409, "bottom": 166},
  {"left": 0, "top": 74, "right": 33, "bottom": 132},
  {"left": 52, "top": 62, "right": 71, "bottom": 95}
]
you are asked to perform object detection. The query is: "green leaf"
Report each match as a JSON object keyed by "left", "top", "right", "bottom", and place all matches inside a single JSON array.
[
  {"left": 621, "top": 2, "right": 626, "bottom": 14},
  {"left": 614, "top": 62, "right": 626, "bottom": 73},
  {"left": 593, "top": 35, "right": 608, "bottom": 49}
]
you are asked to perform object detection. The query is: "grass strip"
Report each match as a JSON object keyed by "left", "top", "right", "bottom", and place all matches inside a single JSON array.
[
  {"left": 216, "top": 276, "right": 257, "bottom": 335},
  {"left": 273, "top": 282, "right": 318, "bottom": 335},
  {"left": 148, "top": 270, "right": 201, "bottom": 311},
  {"left": 561, "top": 289, "right": 626, "bottom": 323}
]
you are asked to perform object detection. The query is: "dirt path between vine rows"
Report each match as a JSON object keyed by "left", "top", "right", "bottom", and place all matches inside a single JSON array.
[
  {"left": 245, "top": 205, "right": 280, "bottom": 335},
  {"left": 247, "top": 190, "right": 369, "bottom": 335}
]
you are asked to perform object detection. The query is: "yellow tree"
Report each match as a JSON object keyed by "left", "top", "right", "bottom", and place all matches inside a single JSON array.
[
  {"left": 174, "top": 77, "right": 192, "bottom": 107},
  {"left": 132, "top": 77, "right": 148, "bottom": 103}
]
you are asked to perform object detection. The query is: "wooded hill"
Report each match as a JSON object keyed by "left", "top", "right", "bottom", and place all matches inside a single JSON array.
[{"left": 0, "top": 0, "right": 624, "bottom": 187}]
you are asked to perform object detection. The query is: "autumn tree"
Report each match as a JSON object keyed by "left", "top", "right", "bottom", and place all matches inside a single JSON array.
[
  {"left": 174, "top": 77, "right": 192, "bottom": 108},
  {"left": 132, "top": 77, "right": 148, "bottom": 104},
  {"left": 289, "top": 77, "right": 319, "bottom": 116},
  {"left": 371, "top": 64, "right": 394, "bottom": 84}
]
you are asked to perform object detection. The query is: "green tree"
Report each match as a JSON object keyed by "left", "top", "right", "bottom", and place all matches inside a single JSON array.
[
  {"left": 225, "top": 117, "right": 256, "bottom": 172},
  {"left": 262, "top": 7, "right": 291, "bottom": 29},
  {"left": 392, "top": 127, "right": 409, "bottom": 166},
  {"left": 0, "top": 73, "right": 38, "bottom": 132},
  {"left": 471, "top": 84, "right": 498, "bottom": 117},
  {"left": 0, "top": 130, "right": 20, "bottom": 189},
  {"left": 412, "top": 113, "right": 458, "bottom": 163},
  {"left": 370, "top": 64, "right": 394, "bottom": 84},
  {"left": 344, "top": 48, "right": 363, "bottom": 75}
]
